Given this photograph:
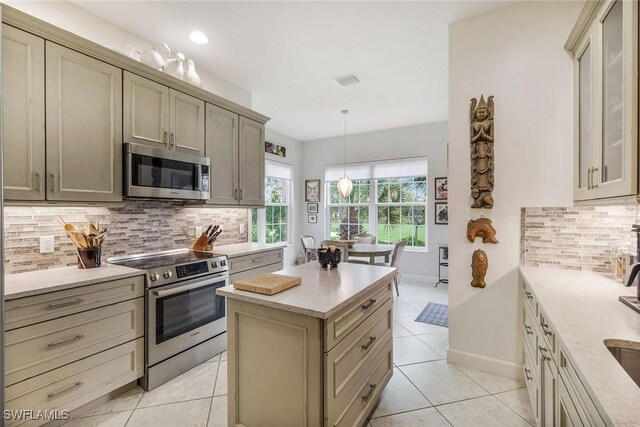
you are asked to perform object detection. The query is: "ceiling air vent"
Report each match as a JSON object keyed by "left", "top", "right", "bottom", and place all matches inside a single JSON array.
[{"left": 335, "top": 74, "right": 361, "bottom": 87}]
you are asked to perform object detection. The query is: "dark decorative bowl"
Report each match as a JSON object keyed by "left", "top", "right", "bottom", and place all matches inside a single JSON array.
[{"left": 317, "top": 248, "right": 342, "bottom": 269}]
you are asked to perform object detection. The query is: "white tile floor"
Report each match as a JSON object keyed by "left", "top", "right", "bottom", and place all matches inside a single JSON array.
[{"left": 63, "top": 278, "right": 532, "bottom": 427}]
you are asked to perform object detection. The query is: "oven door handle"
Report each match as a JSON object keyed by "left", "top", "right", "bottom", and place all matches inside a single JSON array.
[{"left": 152, "top": 273, "right": 229, "bottom": 298}]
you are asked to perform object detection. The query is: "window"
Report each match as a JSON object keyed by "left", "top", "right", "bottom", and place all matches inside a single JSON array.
[
  {"left": 250, "top": 161, "right": 293, "bottom": 244},
  {"left": 325, "top": 158, "right": 428, "bottom": 250}
]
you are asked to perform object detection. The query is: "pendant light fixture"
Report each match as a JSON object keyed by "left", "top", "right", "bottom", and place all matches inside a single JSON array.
[{"left": 337, "top": 109, "right": 353, "bottom": 198}]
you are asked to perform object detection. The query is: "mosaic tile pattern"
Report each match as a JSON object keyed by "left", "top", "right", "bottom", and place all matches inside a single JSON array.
[
  {"left": 521, "top": 205, "right": 637, "bottom": 273},
  {"left": 4, "top": 201, "right": 249, "bottom": 274}
]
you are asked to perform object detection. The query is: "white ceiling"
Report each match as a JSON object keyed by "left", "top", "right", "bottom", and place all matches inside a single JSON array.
[{"left": 73, "top": 1, "right": 512, "bottom": 141}]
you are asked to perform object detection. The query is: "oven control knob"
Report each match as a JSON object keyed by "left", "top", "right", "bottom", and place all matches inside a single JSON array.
[
  {"left": 211, "top": 261, "right": 218, "bottom": 268},
  {"left": 163, "top": 270, "right": 173, "bottom": 279},
  {"left": 149, "top": 272, "right": 160, "bottom": 281},
  {"left": 220, "top": 260, "right": 227, "bottom": 267}
]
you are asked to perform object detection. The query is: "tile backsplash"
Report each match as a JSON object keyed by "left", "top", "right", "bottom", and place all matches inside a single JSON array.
[
  {"left": 4, "top": 201, "right": 249, "bottom": 274},
  {"left": 521, "top": 205, "right": 638, "bottom": 273}
]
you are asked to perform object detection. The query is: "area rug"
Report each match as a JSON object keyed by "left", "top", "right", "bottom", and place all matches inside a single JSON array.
[{"left": 415, "top": 302, "right": 448, "bottom": 327}]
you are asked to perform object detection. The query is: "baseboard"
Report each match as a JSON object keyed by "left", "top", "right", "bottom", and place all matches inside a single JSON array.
[
  {"left": 401, "top": 273, "right": 440, "bottom": 283},
  {"left": 447, "top": 348, "right": 524, "bottom": 380}
]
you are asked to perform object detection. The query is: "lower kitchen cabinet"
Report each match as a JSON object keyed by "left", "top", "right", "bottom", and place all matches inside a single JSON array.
[
  {"left": 227, "top": 247, "right": 284, "bottom": 283},
  {"left": 4, "top": 274, "right": 145, "bottom": 427}
]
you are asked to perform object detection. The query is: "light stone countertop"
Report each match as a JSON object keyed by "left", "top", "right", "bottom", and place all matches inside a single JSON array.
[
  {"left": 519, "top": 266, "right": 640, "bottom": 426},
  {"left": 217, "top": 262, "right": 397, "bottom": 319},
  {"left": 5, "top": 264, "right": 145, "bottom": 300},
  {"left": 212, "top": 242, "right": 287, "bottom": 258}
]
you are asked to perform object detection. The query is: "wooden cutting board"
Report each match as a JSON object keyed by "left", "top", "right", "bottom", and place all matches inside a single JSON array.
[{"left": 233, "top": 273, "right": 302, "bottom": 295}]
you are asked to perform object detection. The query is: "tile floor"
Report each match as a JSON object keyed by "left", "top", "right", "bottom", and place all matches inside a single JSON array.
[{"left": 63, "top": 278, "right": 533, "bottom": 427}]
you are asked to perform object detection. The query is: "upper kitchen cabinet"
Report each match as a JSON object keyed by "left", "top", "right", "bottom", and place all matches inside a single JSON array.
[
  {"left": 2, "top": 25, "right": 46, "bottom": 201},
  {"left": 124, "top": 72, "right": 205, "bottom": 156},
  {"left": 568, "top": 0, "right": 638, "bottom": 202},
  {"left": 45, "top": 42, "right": 123, "bottom": 202},
  {"left": 205, "top": 105, "right": 265, "bottom": 207}
]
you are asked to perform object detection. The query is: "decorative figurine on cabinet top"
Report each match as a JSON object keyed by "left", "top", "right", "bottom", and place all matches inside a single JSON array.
[
  {"left": 471, "top": 249, "right": 488, "bottom": 288},
  {"left": 470, "top": 95, "right": 495, "bottom": 209},
  {"left": 467, "top": 217, "right": 499, "bottom": 244}
]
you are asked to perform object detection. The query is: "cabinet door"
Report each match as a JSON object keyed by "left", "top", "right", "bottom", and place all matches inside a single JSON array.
[
  {"left": 169, "top": 89, "right": 205, "bottom": 155},
  {"left": 593, "top": 0, "right": 637, "bottom": 198},
  {"left": 238, "top": 117, "right": 265, "bottom": 206},
  {"left": 2, "top": 25, "right": 45, "bottom": 200},
  {"left": 557, "top": 378, "right": 582, "bottom": 427},
  {"left": 123, "top": 71, "right": 169, "bottom": 148},
  {"left": 541, "top": 351, "right": 557, "bottom": 426},
  {"left": 206, "top": 103, "right": 239, "bottom": 205},
  {"left": 45, "top": 42, "right": 122, "bottom": 202},
  {"left": 573, "top": 30, "right": 595, "bottom": 201}
]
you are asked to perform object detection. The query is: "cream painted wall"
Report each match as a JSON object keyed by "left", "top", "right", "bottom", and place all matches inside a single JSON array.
[
  {"left": 4, "top": 0, "right": 252, "bottom": 107},
  {"left": 301, "top": 122, "right": 449, "bottom": 279},
  {"left": 265, "top": 129, "right": 304, "bottom": 266},
  {"left": 448, "top": 1, "right": 580, "bottom": 378}
]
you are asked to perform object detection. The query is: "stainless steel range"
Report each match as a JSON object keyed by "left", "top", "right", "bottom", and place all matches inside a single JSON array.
[{"left": 108, "top": 249, "right": 228, "bottom": 390}]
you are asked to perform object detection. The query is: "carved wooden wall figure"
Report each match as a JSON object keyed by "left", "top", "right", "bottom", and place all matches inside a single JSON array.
[
  {"left": 470, "top": 95, "right": 495, "bottom": 209},
  {"left": 471, "top": 249, "right": 488, "bottom": 288},
  {"left": 467, "top": 217, "right": 499, "bottom": 244}
]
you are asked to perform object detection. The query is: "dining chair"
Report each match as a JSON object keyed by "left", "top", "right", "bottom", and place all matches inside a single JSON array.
[
  {"left": 354, "top": 233, "right": 377, "bottom": 244},
  {"left": 375, "top": 241, "right": 407, "bottom": 296},
  {"left": 320, "top": 240, "right": 349, "bottom": 262},
  {"left": 300, "top": 235, "right": 317, "bottom": 262}
]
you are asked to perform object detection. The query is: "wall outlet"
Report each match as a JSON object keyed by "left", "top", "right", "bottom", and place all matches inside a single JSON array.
[
  {"left": 194, "top": 226, "right": 202, "bottom": 237},
  {"left": 240, "top": 224, "right": 245, "bottom": 234},
  {"left": 40, "top": 236, "right": 55, "bottom": 253}
]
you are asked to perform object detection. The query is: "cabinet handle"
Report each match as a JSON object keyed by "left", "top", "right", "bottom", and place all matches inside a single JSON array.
[
  {"left": 170, "top": 133, "right": 175, "bottom": 148},
  {"left": 362, "top": 336, "right": 377, "bottom": 351},
  {"left": 524, "top": 291, "right": 533, "bottom": 300},
  {"left": 235, "top": 189, "right": 239, "bottom": 200},
  {"left": 239, "top": 189, "right": 243, "bottom": 200},
  {"left": 34, "top": 172, "right": 42, "bottom": 191},
  {"left": 541, "top": 324, "right": 553, "bottom": 337},
  {"left": 587, "top": 167, "right": 593, "bottom": 190},
  {"left": 592, "top": 167, "right": 599, "bottom": 188},
  {"left": 48, "top": 382, "right": 83, "bottom": 400},
  {"left": 49, "top": 173, "right": 55, "bottom": 192},
  {"left": 47, "top": 298, "right": 84, "bottom": 310},
  {"left": 361, "top": 299, "right": 377, "bottom": 310},
  {"left": 252, "top": 257, "right": 264, "bottom": 263},
  {"left": 47, "top": 334, "right": 85, "bottom": 349},
  {"left": 539, "top": 345, "right": 551, "bottom": 361},
  {"left": 163, "top": 130, "right": 168, "bottom": 145},
  {"left": 361, "top": 383, "right": 377, "bottom": 402},
  {"left": 524, "top": 325, "right": 533, "bottom": 335},
  {"left": 524, "top": 368, "right": 533, "bottom": 381}
]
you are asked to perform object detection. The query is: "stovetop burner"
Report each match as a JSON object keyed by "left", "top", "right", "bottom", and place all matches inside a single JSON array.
[{"left": 107, "top": 248, "right": 217, "bottom": 271}]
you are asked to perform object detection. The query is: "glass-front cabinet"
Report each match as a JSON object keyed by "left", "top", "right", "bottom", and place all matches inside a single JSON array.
[{"left": 569, "top": 0, "right": 638, "bottom": 201}]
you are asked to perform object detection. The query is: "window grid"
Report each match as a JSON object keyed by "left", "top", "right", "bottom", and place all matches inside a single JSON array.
[{"left": 251, "top": 176, "right": 292, "bottom": 245}]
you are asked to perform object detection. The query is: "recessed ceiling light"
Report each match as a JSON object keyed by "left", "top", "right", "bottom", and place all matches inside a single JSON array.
[{"left": 189, "top": 31, "right": 209, "bottom": 45}]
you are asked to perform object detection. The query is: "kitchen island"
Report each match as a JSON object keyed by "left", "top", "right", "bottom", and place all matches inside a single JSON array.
[{"left": 217, "top": 262, "right": 397, "bottom": 427}]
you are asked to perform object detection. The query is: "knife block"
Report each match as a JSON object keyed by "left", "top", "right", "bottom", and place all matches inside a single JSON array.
[{"left": 192, "top": 233, "right": 214, "bottom": 251}]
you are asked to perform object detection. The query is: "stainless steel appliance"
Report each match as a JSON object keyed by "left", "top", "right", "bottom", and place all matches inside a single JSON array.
[
  {"left": 124, "top": 142, "right": 210, "bottom": 201},
  {"left": 108, "top": 249, "right": 228, "bottom": 390}
]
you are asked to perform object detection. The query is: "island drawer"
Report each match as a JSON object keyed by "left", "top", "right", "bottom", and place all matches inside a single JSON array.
[
  {"left": 227, "top": 249, "right": 283, "bottom": 275},
  {"left": 328, "top": 338, "right": 393, "bottom": 427},
  {"left": 5, "top": 338, "right": 143, "bottom": 427},
  {"left": 5, "top": 275, "right": 144, "bottom": 330},
  {"left": 325, "top": 298, "right": 392, "bottom": 404},
  {"left": 5, "top": 298, "right": 143, "bottom": 386},
  {"left": 324, "top": 280, "right": 392, "bottom": 352}
]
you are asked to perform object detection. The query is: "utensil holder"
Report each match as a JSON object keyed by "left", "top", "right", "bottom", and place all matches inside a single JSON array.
[
  {"left": 192, "top": 233, "right": 214, "bottom": 252},
  {"left": 78, "top": 247, "right": 101, "bottom": 269}
]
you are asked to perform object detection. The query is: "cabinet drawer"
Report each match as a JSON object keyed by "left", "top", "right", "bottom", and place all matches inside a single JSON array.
[
  {"left": 229, "top": 262, "right": 283, "bottom": 284},
  {"left": 325, "top": 281, "right": 392, "bottom": 352},
  {"left": 558, "top": 347, "right": 606, "bottom": 426},
  {"left": 6, "top": 298, "right": 143, "bottom": 386},
  {"left": 523, "top": 345, "right": 540, "bottom": 424},
  {"left": 539, "top": 310, "right": 558, "bottom": 364},
  {"left": 326, "top": 299, "right": 392, "bottom": 402},
  {"left": 522, "top": 279, "right": 537, "bottom": 317},
  {"left": 522, "top": 305, "right": 538, "bottom": 365},
  {"left": 5, "top": 338, "right": 143, "bottom": 427},
  {"left": 329, "top": 339, "right": 393, "bottom": 427},
  {"left": 227, "top": 249, "right": 283, "bottom": 274},
  {"left": 5, "top": 275, "right": 144, "bottom": 330}
]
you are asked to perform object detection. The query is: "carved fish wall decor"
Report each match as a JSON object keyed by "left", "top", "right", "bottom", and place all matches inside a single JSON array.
[
  {"left": 467, "top": 218, "right": 499, "bottom": 244},
  {"left": 471, "top": 249, "right": 488, "bottom": 288}
]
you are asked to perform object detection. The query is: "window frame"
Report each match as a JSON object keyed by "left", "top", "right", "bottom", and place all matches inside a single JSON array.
[{"left": 250, "top": 162, "right": 294, "bottom": 246}]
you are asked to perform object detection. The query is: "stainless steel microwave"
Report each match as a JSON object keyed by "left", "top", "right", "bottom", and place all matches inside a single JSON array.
[{"left": 124, "top": 143, "right": 210, "bottom": 200}]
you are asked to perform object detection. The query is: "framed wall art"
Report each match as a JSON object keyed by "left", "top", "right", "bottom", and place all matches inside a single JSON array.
[
  {"left": 265, "top": 141, "right": 286, "bottom": 157},
  {"left": 435, "top": 177, "right": 448, "bottom": 200},
  {"left": 305, "top": 179, "right": 321, "bottom": 202},
  {"left": 435, "top": 202, "right": 448, "bottom": 225},
  {"left": 307, "top": 203, "right": 318, "bottom": 213},
  {"left": 308, "top": 214, "right": 318, "bottom": 223}
]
